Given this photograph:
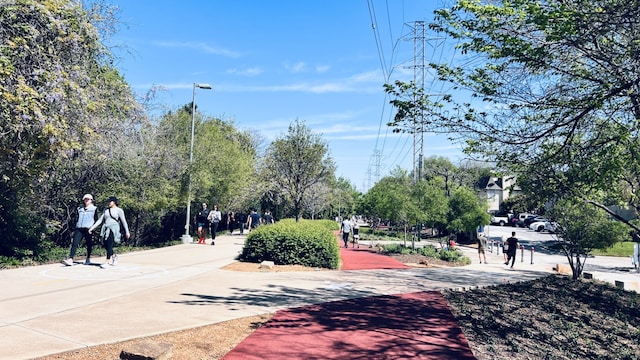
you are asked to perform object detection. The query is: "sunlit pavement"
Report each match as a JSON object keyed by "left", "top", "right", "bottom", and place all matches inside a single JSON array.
[{"left": 0, "top": 228, "right": 637, "bottom": 359}]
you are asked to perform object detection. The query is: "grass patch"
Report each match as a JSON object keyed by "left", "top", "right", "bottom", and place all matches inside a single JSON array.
[{"left": 592, "top": 241, "right": 636, "bottom": 257}]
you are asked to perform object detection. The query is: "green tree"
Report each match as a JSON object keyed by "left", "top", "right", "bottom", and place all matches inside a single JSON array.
[
  {"left": 426, "top": 0, "right": 640, "bottom": 225},
  {"left": 413, "top": 177, "right": 449, "bottom": 237},
  {"left": 550, "top": 198, "right": 629, "bottom": 279},
  {"left": 362, "top": 169, "right": 414, "bottom": 239},
  {"left": 330, "top": 177, "right": 360, "bottom": 220},
  {"left": 0, "top": 0, "right": 144, "bottom": 256},
  {"left": 421, "top": 156, "right": 460, "bottom": 196},
  {"left": 447, "top": 187, "right": 490, "bottom": 239},
  {"left": 151, "top": 105, "right": 257, "bottom": 239},
  {"left": 262, "top": 120, "right": 335, "bottom": 222}
]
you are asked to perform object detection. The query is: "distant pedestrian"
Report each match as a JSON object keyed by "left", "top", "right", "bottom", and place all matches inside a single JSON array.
[
  {"left": 247, "top": 209, "right": 261, "bottom": 231},
  {"left": 236, "top": 212, "right": 247, "bottom": 234},
  {"left": 196, "top": 203, "right": 209, "bottom": 244},
  {"left": 263, "top": 210, "right": 274, "bottom": 225},
  {"left": 351, "top": 218, "right": 360, "bottom": 248},
  {"left": 477, "top": 233, "right": 488, "bottom": 264},
  {"left": 62, "top": 194, "right": 99, "bottom": 266},
  {"left": 89, "top": 196, "right": 129, "bottom": 268},
  {"left": 227, "top": 211, "right": 236, "bottom": 234},
  {"left": 208, "top": 205, "right": 222, "bottom": 244},
  {"left": 502, "top": 235, "right": 508, "bottom": 263},
  {"left": 340, "top": 217, "right": 352, "bottom": 248},
  {"left": 505, "top": 231, "right": 519, "bottom": 268}
]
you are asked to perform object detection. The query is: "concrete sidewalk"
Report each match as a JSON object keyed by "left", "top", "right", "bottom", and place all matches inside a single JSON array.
[{"left": 1, "top": 233, "right": 637, "bottom": 359}]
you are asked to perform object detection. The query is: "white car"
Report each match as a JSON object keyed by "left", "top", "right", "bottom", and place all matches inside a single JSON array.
[{"left": 529, "top": 220, "right": 557, "bottom": 233}]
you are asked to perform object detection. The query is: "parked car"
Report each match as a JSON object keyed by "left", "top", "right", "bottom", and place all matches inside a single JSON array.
[
  {"left": 529, "top": 220, "right": 558, "bottom": 233},
  {"left": 490, "top": 212, "right": 513, "bottom": 226},
  {"left": 516, "top": 215, "right": 539, "bottom": 228}
]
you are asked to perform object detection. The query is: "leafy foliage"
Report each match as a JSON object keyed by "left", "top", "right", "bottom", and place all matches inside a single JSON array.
[
  {"left": 447, "top": 187, "right": 491, "bottom": 234},
  {"left": 380, "top": 243, "right": 470, "bottom": 264},
  {"left": 261, "top": 120, "right": 335, "bottom": 221},
  {"left": 550, "top": 197, "right": 629, "bottom": 279},
  {"left": 0, "top": 0, "right": 260, "bottom": 260},
  {"left": 0, "top": 0, "right": 145, "bottom": 255},
  {"left": 420, "top": 0, "right": 640, "bottom": 231},
  {"left": 239, "top": 219, "right": 340, "bottom": 269}
]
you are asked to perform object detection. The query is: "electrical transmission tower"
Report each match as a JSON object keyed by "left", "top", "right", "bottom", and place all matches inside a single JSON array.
[
  {"left": 402, "top": 20, "right": 449, "bottom": 182},
  {"left": 367, "top": 149, "right": 381, "bottom": 191},
  {"left": 410, "top": 21, "right": 426, "bottom": 182}
]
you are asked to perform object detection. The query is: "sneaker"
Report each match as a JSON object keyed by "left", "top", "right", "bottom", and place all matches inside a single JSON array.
[
  {"left": 84, "top": 258, "right": 91, "bottom": 265},
  {"left": 100, "top": 262, "right": 109, "bottom": 269},
  {"left": 62, "top": 258, "right": 73, "bottom": 266},
  {"left": 112, "top": 254, "right": 118, "bottom": 266}
]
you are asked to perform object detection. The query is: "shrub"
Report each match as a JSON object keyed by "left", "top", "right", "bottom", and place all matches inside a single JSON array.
[
  {"left": 439, "top": 249, "right": 470, "bottom": 264},
  {"left": 239, "top": 219, "right": 340, "bottom": 269},
  {"left": 380, "top": 243, "right": 470, "bottom": 264},
  {"left": 380, "top": 244, "right": 414, "bottom": 255},
  {"left": 418, "top": 245, "right": 439, "bottom": 258}
]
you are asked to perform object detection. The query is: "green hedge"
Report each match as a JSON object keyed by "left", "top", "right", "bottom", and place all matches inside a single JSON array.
[{"left": 239, "top": 219, "right": 340, "bottom": 269}]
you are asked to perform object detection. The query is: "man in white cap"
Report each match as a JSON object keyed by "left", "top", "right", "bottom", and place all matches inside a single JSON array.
[{"left": 62, "top": 194, "right": 98, "bottom": 266}]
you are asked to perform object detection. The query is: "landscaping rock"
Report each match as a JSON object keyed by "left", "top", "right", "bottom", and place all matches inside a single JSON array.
[{"left": 119, "top": 341, "right": 172, "bottom": 360}]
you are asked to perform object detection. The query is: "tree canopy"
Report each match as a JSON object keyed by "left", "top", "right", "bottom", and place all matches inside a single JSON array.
[
  {"left": 0, "top": 0, "right": 261, "bottom": 258},
  {"left": 382, "top": 1, "right": 640, "bottom": 235},
  {"left": 261, "top": 119, "right": 335, "bottom": 222}
]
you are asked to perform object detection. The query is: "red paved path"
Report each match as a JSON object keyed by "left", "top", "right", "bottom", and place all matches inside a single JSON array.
[
  {"left": 222, "top": 236, "right": 475, "bottom": 359},
  {"left": 339, "top": 243, "right": 411, "bottom": 270}
]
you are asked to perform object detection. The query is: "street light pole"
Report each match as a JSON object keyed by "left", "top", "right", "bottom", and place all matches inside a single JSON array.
[{"left": 182, "top": 83, "right": 212, "bottom": 243}]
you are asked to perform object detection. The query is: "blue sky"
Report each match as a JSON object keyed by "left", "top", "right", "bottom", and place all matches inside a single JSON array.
[{"left": 107, "top": 0, "right": 465, "bottom": 192}]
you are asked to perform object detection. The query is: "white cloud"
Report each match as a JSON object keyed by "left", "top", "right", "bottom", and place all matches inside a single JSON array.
[
  {"left": 227, "top": 67, "right": 263, "bottom": 76},
  {"left": 153, "top": 41, "right": 242, "bottom": 58},
  {"left": 285, "top": 61, "right": 306, "bottom": 73},
  {"left": 348, "top": 70, "right": 383, "bottom": 83}
]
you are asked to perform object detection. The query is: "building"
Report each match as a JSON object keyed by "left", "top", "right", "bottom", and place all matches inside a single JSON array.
[{"left": 482, "top": 176, "right": 521, "bottom": 212}]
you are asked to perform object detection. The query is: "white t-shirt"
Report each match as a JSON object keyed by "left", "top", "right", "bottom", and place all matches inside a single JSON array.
[{"left": 341, "top": 220, "right": 352, "bottom": 233}]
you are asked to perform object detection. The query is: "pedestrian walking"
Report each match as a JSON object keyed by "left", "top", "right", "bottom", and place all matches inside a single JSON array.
[
  {"left": 196, "top": 203, "right": 209, "bottom": 244},
  {"left": 89, "top": 196, "right": 130, "bottom": 268},
  {"left": 341, "top": 217, "right": 352, "bottom": 248},
  {"left": 62, "top": 194, "right": 99, "bottom": 266},
  {"left": 477, "top": 233, "right": 488, "bottom": 264},
  {"left": 227, "top": 211, "right": 238, "bottom": 234},
  {"left": 505, "top": 231, "right": 519, "bottom": 268},
  {"left": 247, "top": 209, "right": 261, "bottom": 231},
  {"left": 263, "top": 210, "right": 275, "bottom": 225},
  {"left": 351, "top": 218, "right": 360, "bottom": 248},
  {"left": 207, "top": 205, "right": 222, "bottom": 244},
  {"left": 236, "top": 212, "right": 247, "bottom": 234}
]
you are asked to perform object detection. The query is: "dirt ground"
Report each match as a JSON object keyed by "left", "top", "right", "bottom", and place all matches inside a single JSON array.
[{"left": 36, "top": 255, "right": 640, "bottom": 360}]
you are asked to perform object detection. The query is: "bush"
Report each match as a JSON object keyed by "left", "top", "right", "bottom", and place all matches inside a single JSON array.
[
  {"left": 418, "top": 245, "right": 439, "bottom": 258},
  {"left": 380, "top": 243, "right": 470, "bottom": 265},
  {"left": 439, "top": 248, "right": 470, "bottom": 264},
  {"left": 380, "top": 243, "right": 414, "bottom": 255},
  {"left": 239, "top": 219, "right": 340, "bottom": 269}
]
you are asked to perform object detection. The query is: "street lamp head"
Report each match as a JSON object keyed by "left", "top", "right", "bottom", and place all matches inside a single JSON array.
[{"left": 195, "top": 83, "right": 212, "bottom": 90}]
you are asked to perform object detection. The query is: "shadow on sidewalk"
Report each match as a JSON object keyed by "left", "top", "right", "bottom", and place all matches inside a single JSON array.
[{"left": 222, "top": 291, "right": 475, "bottom": 360}]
